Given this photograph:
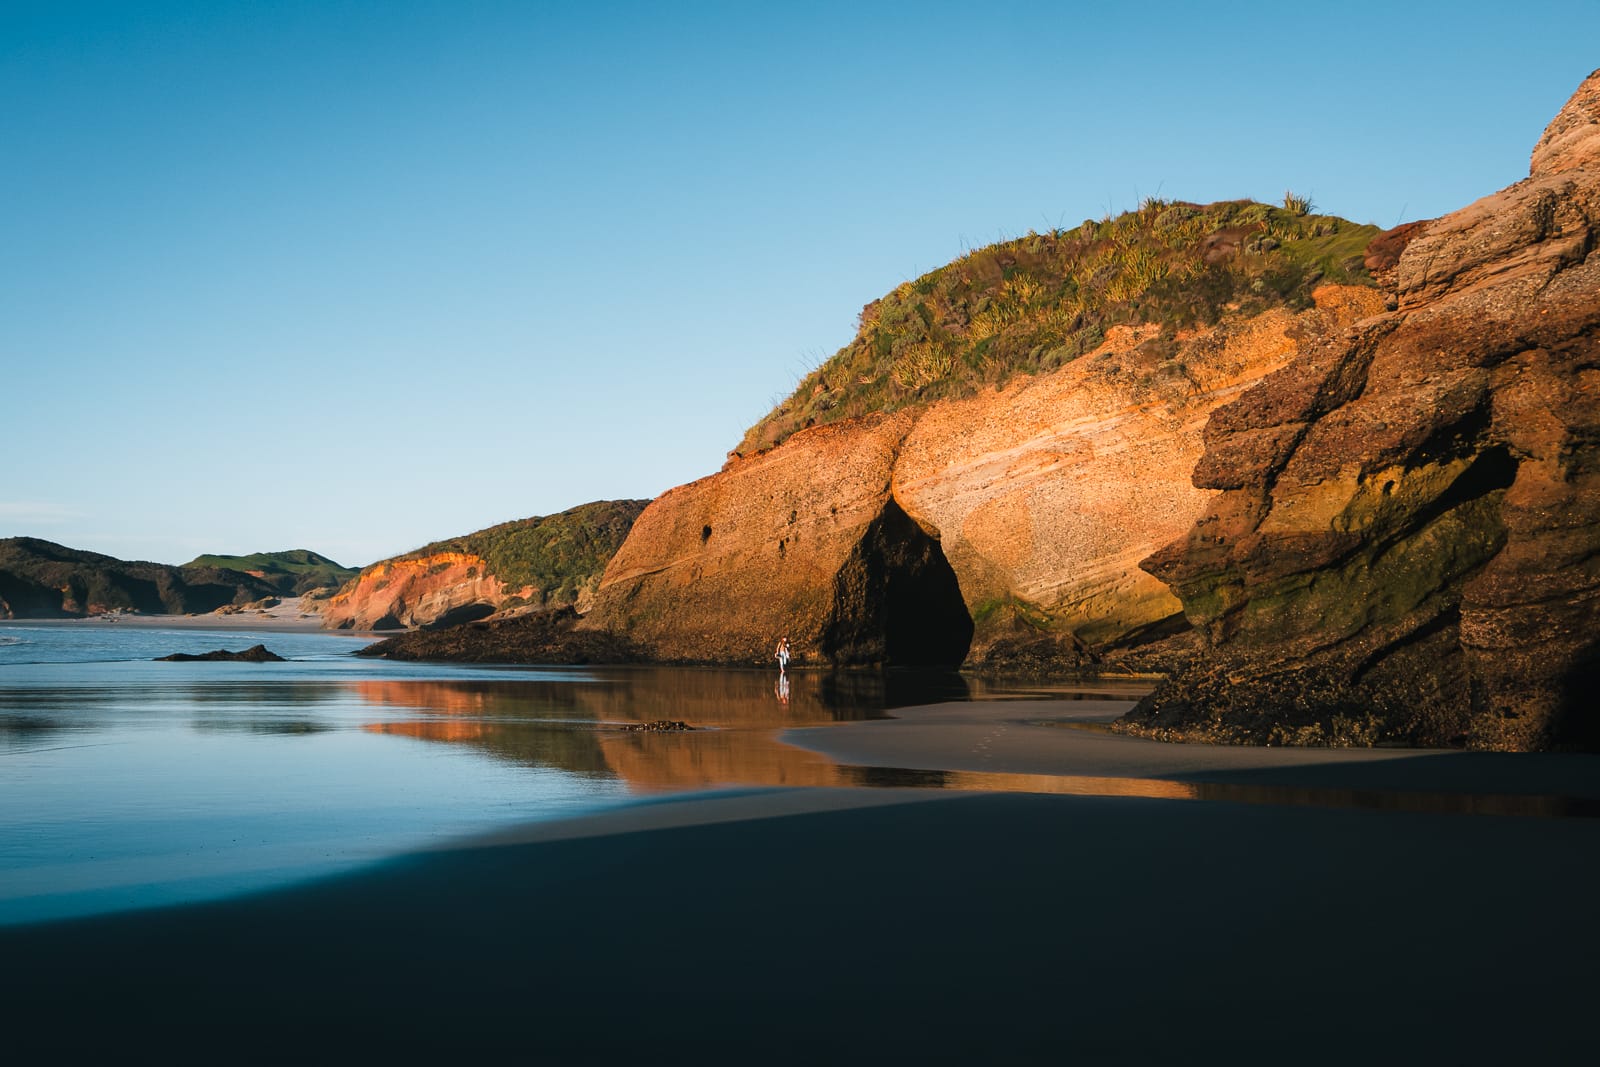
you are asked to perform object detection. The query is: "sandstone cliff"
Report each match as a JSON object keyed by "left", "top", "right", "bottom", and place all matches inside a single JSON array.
[
  {"left": 1125, "top": 70, "right": 1600, "bottom": 750},
  {"left": 584, "top": 287, "right": 1381, "bottom": 666},
  {"left": 583, "top": 414, "right": 974, "bottom": 665},
  {"left": 323, "top": 499, "right": 647, "bottom": 630},
  {"left": 323, "top": 550, "right": 521, "bottom": 630}
]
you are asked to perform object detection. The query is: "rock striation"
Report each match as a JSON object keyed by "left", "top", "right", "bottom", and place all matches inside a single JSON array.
[{"left": 1126, "top": 69, "right": 1600, "bottom": 750}]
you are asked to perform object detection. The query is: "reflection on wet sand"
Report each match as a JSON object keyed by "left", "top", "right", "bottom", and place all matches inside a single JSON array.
[
  {"left": 348, "top": 668, "right": 901, "bottom": 728},
  {"left": 350, "top": 670, "right": 1600, "bottom": 819},
  {"left": 351, "top": 669, "right": 880, "bottom": 789}
]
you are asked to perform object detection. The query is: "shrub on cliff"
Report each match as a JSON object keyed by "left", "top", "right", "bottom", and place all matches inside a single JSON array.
[{"left": 737, "top": 199, "right": 1379, "bottom": 454}]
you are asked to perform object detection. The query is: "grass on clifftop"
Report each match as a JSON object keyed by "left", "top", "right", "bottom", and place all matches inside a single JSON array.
[
  {"left": 738, "top": 196, "right": 1380, "bottom": 454},
  {"left": 395, "top": 499, "right": 649, "bottom": 606}
]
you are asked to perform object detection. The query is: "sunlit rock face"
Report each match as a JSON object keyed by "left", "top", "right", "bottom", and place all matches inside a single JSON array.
[
  {"left": 892, "top": 288, "right": 1381, "bottom": 656},
  {"left": 1131, "top": 70, "right": 1600, "bottom": 750},
  {"left": 321, "top": 553, "right": 518, "bottom": 631},
  {"left": 581, "top": 413, "right": 971, "bottom": 666},
  {"left": 584, "top": 288, "right": 1380, "bottom": 668}
]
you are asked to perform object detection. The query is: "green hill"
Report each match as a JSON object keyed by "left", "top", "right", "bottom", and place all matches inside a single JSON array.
[
  {"left": 738, "top": 196, "right": 1379, "bottom": 454},
  {"left": 0, "top": 537, "right": 279, "bottom": 618},
  {"left": 183, "top": 549, "right": 358, "bottom": 596}
]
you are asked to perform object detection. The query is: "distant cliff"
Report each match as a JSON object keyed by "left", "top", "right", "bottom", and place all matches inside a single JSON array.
[
  {"left": 0, "top": 538, "right": 279, "bottom": 618},
  {"left": 323, "top": 499, "right": 648, "bottom": 630}
]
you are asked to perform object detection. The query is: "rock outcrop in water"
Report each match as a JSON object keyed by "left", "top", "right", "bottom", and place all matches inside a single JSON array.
[
  {"left": 1124, "top": 70, "right": 1600, "bottom": 750},
  {"left": 156, "top": 644, "right": 286, "bottom": 662},
  {"left": 323, "top": 499, "right": 647, "bottom": 631}
]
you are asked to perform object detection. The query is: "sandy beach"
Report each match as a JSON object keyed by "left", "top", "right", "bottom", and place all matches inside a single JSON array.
[
  {"left": 3, "top": 694, "right": 1596, "bottom": 1063},
  {"left": 51, "top": 595, "right": 332, "bottom": 631}
]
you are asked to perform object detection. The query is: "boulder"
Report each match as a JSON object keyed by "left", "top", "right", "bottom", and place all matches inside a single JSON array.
[{"left": 156, "top": 644, "right": 286, "bottom": 663}]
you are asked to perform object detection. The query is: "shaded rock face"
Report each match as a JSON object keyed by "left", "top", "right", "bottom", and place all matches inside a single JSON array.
[
  {"left": 585, "top": 289, "right": 1380, "bottom": 668},
  {"left": 822, "top": 499, "right": 973, "bottom": 666},
  {"left": 355, "top": 606, "right": 641, "bottom": 664},
  {"left": 1131, "top": 70, "right": 1600, "bottom": 750},
  {"left": 322, "top": 553, "right": 518, "bottom": 631}
]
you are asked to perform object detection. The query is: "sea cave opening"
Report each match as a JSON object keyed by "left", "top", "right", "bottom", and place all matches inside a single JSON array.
[{"left": 821, "top": 499, "right": 974, "bottom": 668}]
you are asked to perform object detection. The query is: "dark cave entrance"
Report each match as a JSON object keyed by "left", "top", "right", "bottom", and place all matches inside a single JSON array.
[{"left": 821, "top": 499, "right": 974, "bottom": 667}]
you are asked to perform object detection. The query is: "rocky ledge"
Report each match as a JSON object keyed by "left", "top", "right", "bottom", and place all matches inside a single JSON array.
[
  {"left": 355, "top": 606, "right": 641, "bottom": 664},
  {"left": 1123, "top": 69, "right": 1600, "bottom": 750}
]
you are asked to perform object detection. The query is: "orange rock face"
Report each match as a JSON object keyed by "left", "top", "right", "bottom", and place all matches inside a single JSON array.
[
  {"left": 895, "top": 290, "right": 1381, "bottom": 648},
  {"left": 586, "top": 288, "right": 1380, "bottom": 666},
  {"left": 584, "top": 413, "right": 974, "bottom": 666},
  {"left": 321, "top": 553, "right": 528, "bottom": 631}
]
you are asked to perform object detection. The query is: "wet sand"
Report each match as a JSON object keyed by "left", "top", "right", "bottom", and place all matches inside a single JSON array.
[{"left": 3, "top": 697, "right": 1597, "bottom": 1063}]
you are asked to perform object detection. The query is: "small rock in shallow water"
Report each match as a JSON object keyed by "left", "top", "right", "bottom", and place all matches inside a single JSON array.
[{"left": 155, "top": 644, "right": 285, "bottom": 663}]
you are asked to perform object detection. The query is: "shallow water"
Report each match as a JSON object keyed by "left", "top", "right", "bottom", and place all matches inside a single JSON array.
[{"left": 0, "top": 622, "right": 1051, "bottom": 924}]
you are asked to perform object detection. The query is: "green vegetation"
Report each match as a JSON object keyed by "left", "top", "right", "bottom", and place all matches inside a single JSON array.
[
  {"left": 1, "top": 537, "right": 277, "bottom": 617},
  {"left": 738, "top": 198, "right": 1380, "bottom": 454},
  {"left": 394, "top": 499, "right": 649, "bottom": 605},
  {"left": 183, "top": 549, "right": 358, "bottom": 596}
]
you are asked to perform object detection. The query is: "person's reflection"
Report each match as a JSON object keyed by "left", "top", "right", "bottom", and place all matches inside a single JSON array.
[{"left": 774, "top": 673, "right": 790, "bottom": 705}]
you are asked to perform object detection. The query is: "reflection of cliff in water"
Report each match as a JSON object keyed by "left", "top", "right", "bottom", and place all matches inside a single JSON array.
[{"left": 351, "top": 667, "right": 981, "bottom": 789}]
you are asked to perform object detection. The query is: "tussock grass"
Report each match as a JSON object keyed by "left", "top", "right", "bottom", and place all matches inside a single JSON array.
[{"left": 737, "top": 199, "right": 1380, "bottom": 454}]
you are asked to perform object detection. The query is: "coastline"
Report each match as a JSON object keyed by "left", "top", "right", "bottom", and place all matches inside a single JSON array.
[
  {"left": 2, "top": 688, "right": 1596, "bottom": 1061},
  {"left": 0, "top": 597, "right": 344, "bottom": 634}
]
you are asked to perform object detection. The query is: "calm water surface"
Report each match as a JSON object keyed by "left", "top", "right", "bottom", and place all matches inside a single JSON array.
[{"left": 0, "top": 622, "right": 1033, "bottom": 924}]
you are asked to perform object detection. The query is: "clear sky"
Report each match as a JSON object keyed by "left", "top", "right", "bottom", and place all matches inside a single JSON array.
[{"left": 3, "top": 0, "right": 1595, "bottom": 567}]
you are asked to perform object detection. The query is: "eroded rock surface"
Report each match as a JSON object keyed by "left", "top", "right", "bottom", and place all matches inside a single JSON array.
[
  {"left": 323, "top": 552, "right": 518, "bottom": 631},
  {"left": 156, "top": 644, "right": 285, "bottom": 663},
  {"left": 1128, "top": 70, "right": 1600, "bottom": 750}
]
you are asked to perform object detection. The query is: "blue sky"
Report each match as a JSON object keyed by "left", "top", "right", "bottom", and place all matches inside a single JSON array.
[{"left": 3, "top": 1, "right": 1595, "bottom": 566}]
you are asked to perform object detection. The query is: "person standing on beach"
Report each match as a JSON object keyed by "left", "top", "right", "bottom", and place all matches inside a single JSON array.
[{"left": 775, "top": 636, "right": 791, "bottom": 674}]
